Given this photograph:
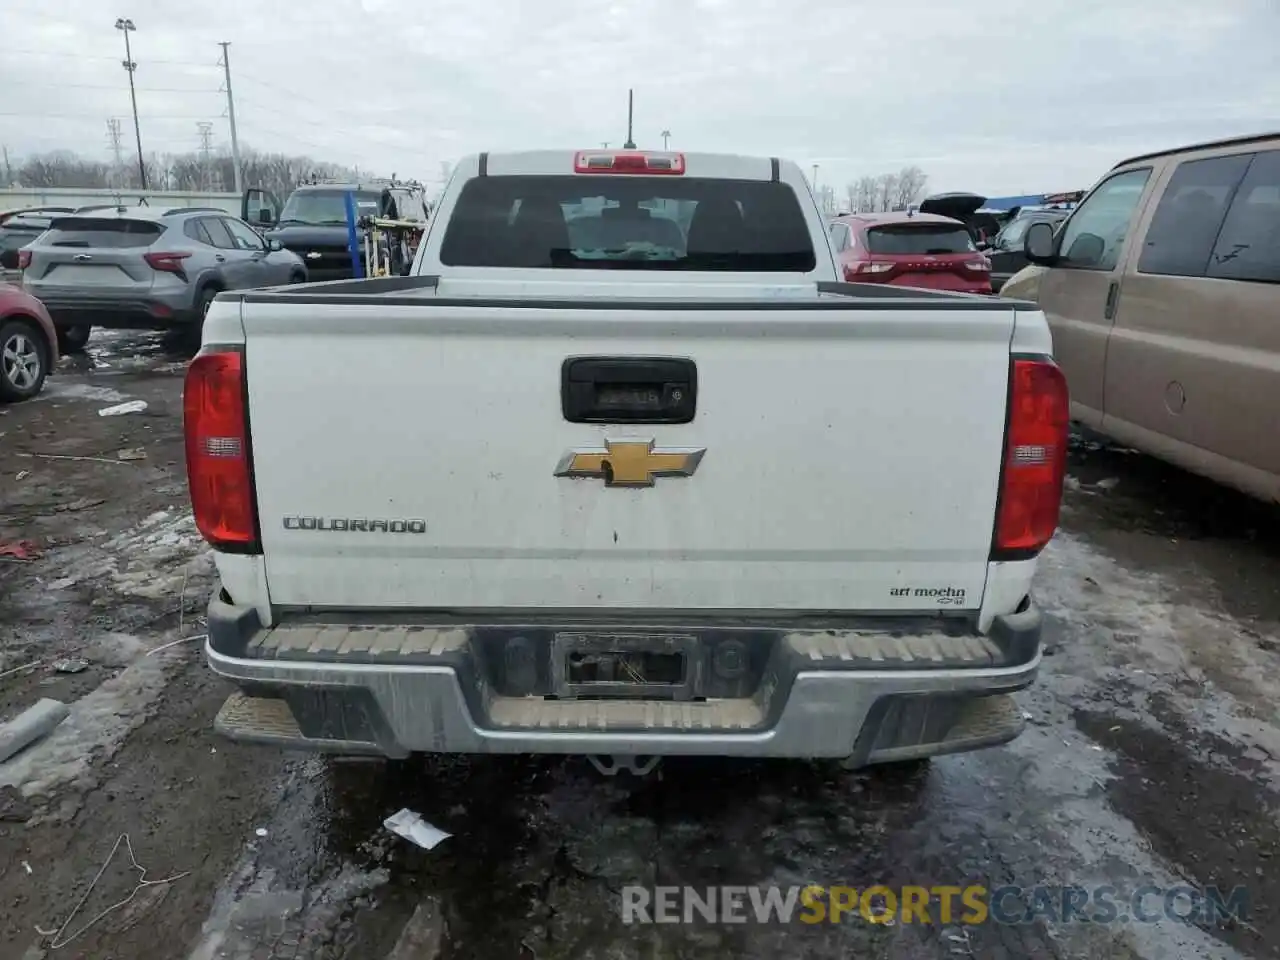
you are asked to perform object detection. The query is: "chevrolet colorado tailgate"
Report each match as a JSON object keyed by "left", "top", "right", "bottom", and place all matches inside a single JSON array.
[{"left": 236, "top": 294, "right": 1015, "bottom": 613}]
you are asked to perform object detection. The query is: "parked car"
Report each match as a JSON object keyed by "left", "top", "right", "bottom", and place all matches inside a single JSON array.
[
  {"left": 242, "top": 178, "right": 428, "bottom": 281},
  {"left": 1020, "top": 130, "right": 1280, "bottom": 502},
  {"left": 0, "top": 205, "right": 73, "bottom": 225},
  {"left": 1, "top": 212, "right": 59, "bottom": 272},
  {"left": 916, "top": 192, "right": 1002, "bottom": 243},
  {"left": 981, "top": 209, "right": 1070, "bottom": 292},
  {"left": 829, "top": 211, "right": 993, "bottom": 293},
  {"left": 19, "top": 206, "right": 308, "bottom": 349},
  {"left": 192, "top": 148, "right": 1065, "bottom": 775},
  {"left": 0, "top": 283, "right": 58, "bottom": 402}
]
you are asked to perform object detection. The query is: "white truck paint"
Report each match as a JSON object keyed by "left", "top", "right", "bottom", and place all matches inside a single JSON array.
[{"left": 188, "top": 150, "right": 1064, "bottom": 772}]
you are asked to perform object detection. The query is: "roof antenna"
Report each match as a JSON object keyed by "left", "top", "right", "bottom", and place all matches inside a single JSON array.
[{"left": 623, "top": 89, "right": 636, "bottom": 150}]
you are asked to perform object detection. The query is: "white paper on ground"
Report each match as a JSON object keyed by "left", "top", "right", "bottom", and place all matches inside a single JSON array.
[
  {"left": 98, "top": 400, "right": 148, "bottom": 417},
  {"left": 384, "top": 808, "right": 451, "bottom": 850}
]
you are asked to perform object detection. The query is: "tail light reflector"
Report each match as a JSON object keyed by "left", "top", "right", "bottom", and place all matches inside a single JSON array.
[
  {"left": 17, "top": 250, "right": 31, "bottom": 269},
  {"left": 993, "top": 357, "right": 1069, "bottom": 559},
  {"left": 184, "top": 349, "right": 259, "bottom": 552}
]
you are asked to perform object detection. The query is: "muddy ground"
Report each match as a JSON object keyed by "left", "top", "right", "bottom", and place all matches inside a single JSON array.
[{"left": 1, "top": 330, "right": 1278, "bottom": 960}]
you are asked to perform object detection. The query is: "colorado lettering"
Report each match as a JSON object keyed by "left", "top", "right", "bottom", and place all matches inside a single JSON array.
[{"left": 282, "top": 517, "right": 427, "bottom": 533}]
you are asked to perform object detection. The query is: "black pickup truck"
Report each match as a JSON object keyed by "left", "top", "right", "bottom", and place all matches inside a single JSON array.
[{"left": 242, "top": 180, "right": 428, "bottom": 281}]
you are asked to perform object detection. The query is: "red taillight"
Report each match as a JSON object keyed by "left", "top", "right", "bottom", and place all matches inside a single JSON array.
[
  {"left": 17, "top": 249, "right": 31, "bottom": 270},
  {"left": 184, "top": 350, "right": 259, "bottom": 552},
  {"left": 144, "top": 250, "right": 192, "bottom": 279},
  {"left": 993, "top": 357, "right": 1069, "bottom": 558},
  {"left": 573, "top": 151, "right": 686, "bottom": 175}
]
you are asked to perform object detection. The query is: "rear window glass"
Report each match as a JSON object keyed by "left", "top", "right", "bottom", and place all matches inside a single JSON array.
[
  {"left": 439, "top": 175, "right": 816, "bottom": 271},
  {"left": 864, "top": 224, "right": 976, "bottom": 255},
  {"left": 41, "top": 218, "right": 163, "bottom": 249}
]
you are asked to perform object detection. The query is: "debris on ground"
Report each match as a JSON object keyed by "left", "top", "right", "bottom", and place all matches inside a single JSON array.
[
  {"left": 0, "top": 785, "right": 34, "bottom": 822},
  {"left": 52, "top": 659, "right": 90, "bottom": 675},
  {"left": 0, "top": 540, "right": 42, "bottom": 562},
  {"left": 98, "top": 400, "right": 148, "bottom": 417},
  {"left": 387, "top": 898, "right": 445, "bottom": 960},
  {"left": 55, "top": 497, "right": 106, "bottom": 513},
  {"left": 0, "top": 699, "right": 70, "bottom": 765},
  {"left": 116, "top": 447, "right": 147, "bottom": 461},
  {"left": 384, "top": 809, "right": 451, "bottom": 851},
  {"left": 34, "top": 833, "right": 190, "bottom": 950},
  {"left": 0, "top": 660, "right": 43, "bottom": 681}
]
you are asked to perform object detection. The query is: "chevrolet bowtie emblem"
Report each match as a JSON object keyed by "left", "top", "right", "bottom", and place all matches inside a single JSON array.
[
  {"left": 555, "top": 439, "right": 706, "bottom": 487},
  {"left": 306, "top": 251, "right": 322, "bottom": 259}
]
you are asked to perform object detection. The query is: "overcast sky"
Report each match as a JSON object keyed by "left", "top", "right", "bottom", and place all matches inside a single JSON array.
[{"left": 2, "top": 0, "right": 1277, "bottom": 197}]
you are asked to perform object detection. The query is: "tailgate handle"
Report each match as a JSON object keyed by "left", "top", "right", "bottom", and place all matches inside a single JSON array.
[{"left": 561, "top": 356, "right": 697, "bottom": 424}]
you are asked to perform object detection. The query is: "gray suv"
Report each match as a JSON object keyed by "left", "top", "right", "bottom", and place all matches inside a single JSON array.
[{"left": 20, "top": 206, "right": 308, "bottom": 350}]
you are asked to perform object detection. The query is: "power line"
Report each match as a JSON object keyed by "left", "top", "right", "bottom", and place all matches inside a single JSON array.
[
  {"left": 5, "top": 48, "right": 219, "bottom": 69},
  {"left": 0, "top": 111, "right": 214, "bottom": 120},
  {"left": 3, "top": 79, "right": 221, "bottom": 94}
]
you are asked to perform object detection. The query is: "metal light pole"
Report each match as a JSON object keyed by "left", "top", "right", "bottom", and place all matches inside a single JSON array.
[
  {"left": 811, "top": 163, "right": 819, "bottom": 192},
  {"left": 661, "top": 129, "right": 671, "bottom": 150},
  {"left": 115, "top": 18, "right": 146, "bottom": 189}
]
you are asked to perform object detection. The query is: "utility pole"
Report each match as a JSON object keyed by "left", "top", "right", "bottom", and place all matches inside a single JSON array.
[
  {"left": 811, "top": 163, "right": 819, "bottom": 193},
  {"left": 2, "top": 145, "right": 13, "bottom": 187},
  {"left": 661, "top": 129, "right": 671, "bottom": 150},
  {"left": 218, "top": 41, "right": 243, "bottom": 194},
  {"left": 115, "top": 18, "right": 146, "bottom": 189},
  {"left": 623, "top": 89, "right": 636, "bottom": 150},
  {"left": 197, "top": 121, "right": 214, "bottom": 190}
]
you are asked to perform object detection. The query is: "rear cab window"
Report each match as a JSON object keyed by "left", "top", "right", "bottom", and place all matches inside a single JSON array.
[
  {"left": 439, "top": 176, "right": 817, "bottom": 271},
  {"left": 864, "top": 223, "right": 976, "bottom": 255},
  {"left": 39, "top": 217, "right": 163, "bottom": 249}
]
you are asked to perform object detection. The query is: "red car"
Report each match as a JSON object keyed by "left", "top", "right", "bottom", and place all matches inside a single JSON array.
[
  {"left": 828, "top": 211, "right": 993, "bottom": 294},
  {"left": 0, "top": 283, "right": 59, "bottom": 402}
]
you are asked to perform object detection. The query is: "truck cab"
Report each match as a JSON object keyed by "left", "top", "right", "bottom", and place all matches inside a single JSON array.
[{"left": 242, "top": 179, "right": 428, "bottom": 281}]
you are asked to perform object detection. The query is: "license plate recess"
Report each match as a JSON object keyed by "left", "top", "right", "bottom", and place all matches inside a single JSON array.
[{"left": 552, "top": 632, "right": 698, "bottom": 700}]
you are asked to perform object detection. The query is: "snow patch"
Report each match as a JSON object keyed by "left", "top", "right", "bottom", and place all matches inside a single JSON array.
[
  {"left": 0, "top": 644, "right": 182, "bottom": 803},
  {"left": 37, "top": 382, "right": 130, "bottom": 403}
]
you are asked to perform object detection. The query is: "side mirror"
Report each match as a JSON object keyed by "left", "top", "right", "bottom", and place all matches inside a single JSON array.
[
  {"left": 1024, "top": 221, "right": 1057, "bottom": 265},
  {"left": 258, "top": 208, "right": 275, "bottom": 225},
  {"left": 266, "top": 238, "right": 283, "bottom": 252}
]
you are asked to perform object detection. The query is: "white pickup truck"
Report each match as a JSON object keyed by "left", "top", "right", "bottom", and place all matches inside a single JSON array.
[{"left": 185, "top": 149, "right": 1067, "bottom": 776}]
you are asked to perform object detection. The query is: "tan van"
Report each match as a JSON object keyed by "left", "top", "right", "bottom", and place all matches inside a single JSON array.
[{"left": 1012, "top": 132, "right": 1280, "bottom": 502}]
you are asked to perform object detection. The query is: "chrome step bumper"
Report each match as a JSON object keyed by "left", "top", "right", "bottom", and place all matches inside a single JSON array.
[{"left": 204, "top": 597, "right": 1042, "bottom": 764}]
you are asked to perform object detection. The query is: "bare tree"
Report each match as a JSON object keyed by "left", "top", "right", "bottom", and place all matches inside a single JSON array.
[
  {"left": 893, "top": 166, "right": 929, "bottom": 209},
  {"left": 875, "top": 173, "right": 899, "bottom": 212},
  {"left": 854, "top": 176, "right": 879, "bottom": 213},
  {"left": 11, "top": 146, "right": 377, "bottom": 196}
]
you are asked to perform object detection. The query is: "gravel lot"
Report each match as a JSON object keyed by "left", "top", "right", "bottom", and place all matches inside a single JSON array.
[{"left": 1, "top": 331, "right": 1278, "bottom": 959}]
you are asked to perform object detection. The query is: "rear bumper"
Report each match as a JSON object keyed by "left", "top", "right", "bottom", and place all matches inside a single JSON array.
[
  {"left": 205, "top": 592, "right": 1042, "bottom": 763},
  {"left": 34, "top": 294, "right": 197, "bottom": 329}
]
